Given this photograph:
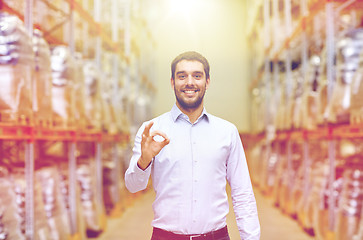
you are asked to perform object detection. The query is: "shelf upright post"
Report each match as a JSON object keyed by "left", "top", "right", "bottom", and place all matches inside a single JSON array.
[
  {"left": 67, "top": 2, "right": 79, "bottom": 238},
  {"left": 24, "top": 0, "right": 33, "bottom": 35},
  {"left": 94, "top": 0, "right": 105, "bottom": 225},
  {"left": 123, "top": 0, "right": 131, "bottom": 122},
  {"left": 272, "top": 0, "right": 279, "bottom": 132},
  {"left": 300, "top": 0, "right": 311, "bottom": 217},
  {"left": 68, "top": 138, "right": 78, "bottom": 237},
  {"left": 25, "top": 138, "right": 34, "bottom": 240},
  {"left": 272, "top": 0, "right": 280, "bottom": 152},
  {"left": 24, "top": 0, "right": 34, "bottom": 239},
  {"left": 94, "top": 0, "right": 102, "bottom": 68},
  {"left": 273, "top": 60, "right": 279, "bottom": 126},
  {"left": 263, "top": 0, "right": 270, "bottom": 126},
  {"left": 300, "top": 0, "right": 308, "bottom": 77},
  {"left": 325, "top": 1, "right": 336, "bottom": 233},
  {"left": 82, "top": 0, "right": 89, "bottom": 56},
  {"left": 272, "top": 0, "right": 279, "bottom": 55},
  {"left": 95, "top": 138, "right": 105, "bottom": 227},
  {"left": 111, "top": 0, "right": 121, "bottom": 205},
  {"left": 284, "top": 0, "right": 294, "bottom": 203},
  {"left": 263, "top": 0, "right": 272, "bottom": 165},
  {"left": 69, "top": 0, "right": 75, "bottom": 55}
]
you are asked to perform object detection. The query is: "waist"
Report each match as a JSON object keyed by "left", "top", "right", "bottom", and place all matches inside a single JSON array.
[{"left": 152, "top": 226, "right": 229, "bottom": 240}]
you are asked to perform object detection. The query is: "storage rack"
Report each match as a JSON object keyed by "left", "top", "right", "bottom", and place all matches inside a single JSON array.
[
  {"left": 247, "top": 0, "right": 363, "bottom": 238},
  {"left": 0, "top": 0, "right": 153, "bottom": 239}
]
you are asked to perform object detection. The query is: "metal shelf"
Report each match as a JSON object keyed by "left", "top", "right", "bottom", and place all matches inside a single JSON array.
[
  {"left": 247, "top": 0, "right": 363, "bottom": 237},
  {"left": 248, "top": 0, "right": 362, "bottom": 90},
  {"left": 0, "top": 1, "right": 133, "bottom": 239}
]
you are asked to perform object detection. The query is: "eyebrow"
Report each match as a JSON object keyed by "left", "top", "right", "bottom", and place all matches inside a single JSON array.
[{"left": 176, "top": 71, "right": 204, "bottom": 75}]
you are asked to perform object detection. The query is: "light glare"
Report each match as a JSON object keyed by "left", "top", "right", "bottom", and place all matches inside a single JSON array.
[{"left": 168, "top": 0, "right": 196, "bottom": 15}]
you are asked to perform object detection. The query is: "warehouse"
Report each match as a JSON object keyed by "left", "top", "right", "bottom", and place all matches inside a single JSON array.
[{"left": 0, "top": 0, "right": 362, "bottom": 239}]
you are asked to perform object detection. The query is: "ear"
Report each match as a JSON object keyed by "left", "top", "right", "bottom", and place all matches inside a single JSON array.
[
  {"left": 171, "top": 77, "right": 175, "bottom": 89},
  {"left": 206, "top": 77, "right": 210, "bottom": 90}
]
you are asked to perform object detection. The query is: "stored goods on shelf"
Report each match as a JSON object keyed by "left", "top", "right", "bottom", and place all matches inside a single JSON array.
[
  {"left": 335, "top": 160, "right": 363, "bottom": 240},
  {"left": 100, "top": 74, "right": 118, "bottom": 134},
  {"left": 272, "top": 143, "right": 287, "bottom": 208},
  {"left": 296, "top": 141, "right": 327, "bottom": 235},
  {"left": 0, "top": 12, "right": 34, "bottom": 124},
  {"left": 12, "top": 167, "right": 53, "bottom": 240},
  {"left": 350, "top": 49, "right": 363, "bottom": 124},
  {"left": 279, "top": 143, "right": 303, "bottom": 216},
  {"left": 325, "top": 28, "right": 363, "bottom": 124},
  {"left": 287, "top": 69, "right": 304, "bottom": 129},
  {"left": 50, "top": 45, "right": 76, "bottom": 128},
  {"left": 354, "top": 207, "right": 363, "bottom": 240},
  {"left": 260, "top": 147, "right": 279, "bottom": 196},
  {"left": 301, "top": 55, "right": 320, "bottom": 130},
  {"left": 275, "top": 75, "right": 287, "bottom": 131},
  {"left": 36, "top": 165, "right": 71, "bottom": 240},
  {"left": 33, "top": 29, "right": 53, "bottom": 126},
  {"left": 73, "top": 53, "right": 87, "bottom": 129},
  {"left": 102, "top": 144, "right": 120, "bottom": 215},
  {"left": 77, "top": 159, "right": 105, "bottom": 237},
  {"left": 0, "top": 166, "right": 25, "bottom": 240},
  {"left": 310, "top": 162, "right": 343, "bottom": 240},
  {"left": 58, "top": 162, "right": 86, "bottom": 240},
  {"left": 83, "top": 60, "right": 102, "bottom": 131}
]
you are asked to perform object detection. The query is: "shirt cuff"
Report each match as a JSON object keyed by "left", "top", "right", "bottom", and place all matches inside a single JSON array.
[{"left": 135, "top": 159, "right": 152, "bottom": 174}]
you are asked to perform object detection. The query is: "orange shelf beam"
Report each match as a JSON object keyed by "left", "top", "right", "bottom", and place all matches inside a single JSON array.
[{"left": 0, "top": 123, "right": 129, "bottom": 143}]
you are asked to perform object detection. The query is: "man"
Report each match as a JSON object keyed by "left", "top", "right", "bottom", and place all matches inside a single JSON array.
[{"left": 125, "top": 51, "right": 260, "bottom": 240}]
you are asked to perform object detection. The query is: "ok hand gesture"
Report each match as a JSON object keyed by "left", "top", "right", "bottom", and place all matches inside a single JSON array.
[{"left": 137, "top": 122, "right": 170, "bottom": 170}]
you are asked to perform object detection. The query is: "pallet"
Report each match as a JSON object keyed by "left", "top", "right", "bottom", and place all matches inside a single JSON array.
[
  {"left": 0, "top": 112, "right": 33, "bottom": 126},
  {"left": 34, "top": 118, "right": 52, "bottom": 128},
  {"left": 51, "top": 115, "right": 76, "bottom": 129}
]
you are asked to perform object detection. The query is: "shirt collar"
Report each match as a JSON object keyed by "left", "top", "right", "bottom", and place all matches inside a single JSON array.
[{"left": 171, "top": 104, "right": 210, "bottom": 123}]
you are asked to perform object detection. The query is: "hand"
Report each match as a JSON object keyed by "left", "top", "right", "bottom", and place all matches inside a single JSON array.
[{"left": 138, "top": 122, "right": 170, "bottom": 170}]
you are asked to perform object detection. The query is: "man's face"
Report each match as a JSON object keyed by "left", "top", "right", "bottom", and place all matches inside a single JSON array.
[{"left": 171, "top": 60, "right": 210, "bottom": 111}]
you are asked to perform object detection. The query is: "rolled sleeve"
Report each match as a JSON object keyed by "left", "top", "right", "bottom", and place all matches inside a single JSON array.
[{"left": 125, "top": 122, "right": 152, "bottom": 193}]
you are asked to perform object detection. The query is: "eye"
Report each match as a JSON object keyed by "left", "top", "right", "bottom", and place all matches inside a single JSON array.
[
  {"left": 193, "top": 74, "right": 202, "bottom": 79},
  {"left": 178, "top": 74, "right": 186, "bottom": 80}
]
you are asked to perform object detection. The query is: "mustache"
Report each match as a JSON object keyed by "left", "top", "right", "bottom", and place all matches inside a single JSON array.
[{"left": 182, "top": 87, "right": 199, "bottom": 91}]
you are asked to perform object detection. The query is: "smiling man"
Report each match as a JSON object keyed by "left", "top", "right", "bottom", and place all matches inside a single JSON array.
[{"left": 125, "top": 51, "right": 260, "bottom": 240}]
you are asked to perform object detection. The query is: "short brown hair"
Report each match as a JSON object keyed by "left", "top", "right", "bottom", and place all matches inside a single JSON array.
[{"left": 171, "top": 51, "right": 210, "bottom": 80}]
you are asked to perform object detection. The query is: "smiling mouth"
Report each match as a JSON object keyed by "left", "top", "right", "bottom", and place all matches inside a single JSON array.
[{"left": 183, "top": 90, "right": 198, "bottom": 94}]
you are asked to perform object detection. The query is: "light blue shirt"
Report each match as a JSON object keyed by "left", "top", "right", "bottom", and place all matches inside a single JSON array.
[{"left": 125, "top": 104, "right": 260, "bottom": 239}]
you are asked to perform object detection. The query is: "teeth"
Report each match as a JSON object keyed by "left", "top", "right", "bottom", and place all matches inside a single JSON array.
[{"left": 184, "top": 90, "right": 196, "bottom": 94}]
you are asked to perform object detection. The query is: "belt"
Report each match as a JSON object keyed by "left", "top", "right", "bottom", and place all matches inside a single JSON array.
[{"left": 152, "top": 226, "right": 228, "bottom": 240}]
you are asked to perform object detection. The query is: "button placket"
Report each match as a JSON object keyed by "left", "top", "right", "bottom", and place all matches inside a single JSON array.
[{"left": 190, "top": 124, "right": 198, "bottom": 225}]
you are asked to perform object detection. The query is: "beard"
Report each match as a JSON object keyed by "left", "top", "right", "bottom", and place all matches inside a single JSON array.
[{"left": 174, "top": 85, "right": 206, "bottom": 110}]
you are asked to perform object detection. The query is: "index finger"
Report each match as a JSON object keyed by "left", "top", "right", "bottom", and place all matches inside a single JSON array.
[
  {"left": 151, "top": 130, "right": 169, "bottom": 142},
  {"left": 142, "top": 121, "right": 154, "bottom": 137}
]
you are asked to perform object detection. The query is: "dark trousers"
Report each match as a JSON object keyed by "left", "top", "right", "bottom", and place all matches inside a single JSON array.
[{"left": 151, "top": 226, "right": 230, "bottom": 240}]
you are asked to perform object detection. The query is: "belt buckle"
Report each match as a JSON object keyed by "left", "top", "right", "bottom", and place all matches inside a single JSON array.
[{"left": 189, "top": 235, "right": 202, "bottom": 240}]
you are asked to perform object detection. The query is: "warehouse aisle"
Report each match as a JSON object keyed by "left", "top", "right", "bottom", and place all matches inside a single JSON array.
[{"left": 94, "top": 187, "right": 314, "bottom": 240}]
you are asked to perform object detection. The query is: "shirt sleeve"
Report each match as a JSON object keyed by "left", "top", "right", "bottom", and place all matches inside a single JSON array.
[
  {"left": 226, "top": 126, "right": 261, "bottom": 240},
  {"left": 124, "top": 122, "right": 152, "bottom": 193}
]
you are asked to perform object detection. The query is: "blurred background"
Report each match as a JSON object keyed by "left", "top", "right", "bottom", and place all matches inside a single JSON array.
[{"left": 0, "top": 0, "right": 363, "bottom": 239}]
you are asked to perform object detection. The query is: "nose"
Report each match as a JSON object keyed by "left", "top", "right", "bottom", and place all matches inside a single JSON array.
[{"left": 186, "top": 74, "right": 194, "bottom": 85}]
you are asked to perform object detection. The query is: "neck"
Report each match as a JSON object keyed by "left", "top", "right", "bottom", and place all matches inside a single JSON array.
[{"left": 176, "top": 102, "right": 204, "bottom": 123}]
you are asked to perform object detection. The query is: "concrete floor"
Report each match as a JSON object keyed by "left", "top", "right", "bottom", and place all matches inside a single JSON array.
[{"left": 93, "top": 186, "right": 314, "bottom": 240}]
